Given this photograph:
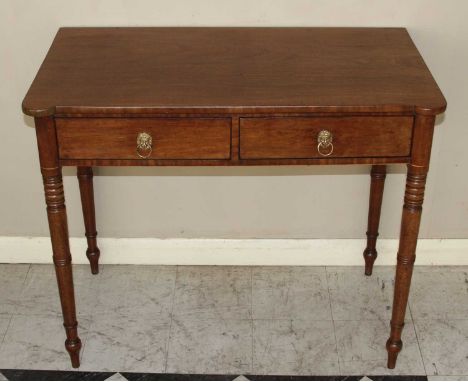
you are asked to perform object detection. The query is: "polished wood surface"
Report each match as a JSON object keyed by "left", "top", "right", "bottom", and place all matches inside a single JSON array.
[
  {"left": 240, "top": 117, "right": 413, "bottom": 159},
  {"left": 59, "top": 156, "right": 410, "bottom": 168},
  {"left": 77, "top": 167, "right": 100, "bottom": 274},
  {"left": 363, "top": 165, "right": 387, "bottom": 276},
  {"left": 23, "top": 27, "right": 446, "bottom": 370},
  {"left": 22, "top": 27, "right": 446, "bottom": 117},
  {"left": 57, "top": 118, "right": 231, "bottom": 160}
]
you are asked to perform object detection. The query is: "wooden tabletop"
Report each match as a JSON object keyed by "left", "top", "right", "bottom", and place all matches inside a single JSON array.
[{"left": 22, "top": 27, "right": 446, "bottom": 117}]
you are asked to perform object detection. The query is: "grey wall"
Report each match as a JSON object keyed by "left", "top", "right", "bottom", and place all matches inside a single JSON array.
[{"left": 1, "top": 0, "right": 467, "bottom": 239}]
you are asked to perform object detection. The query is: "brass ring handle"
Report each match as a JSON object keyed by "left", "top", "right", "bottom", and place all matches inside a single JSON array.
[
  {"left": 136, "top": 132, "right": 153, "bottom": 159},
  {"left": 317, "top": 130, "right": 333, "bottom": 157}
]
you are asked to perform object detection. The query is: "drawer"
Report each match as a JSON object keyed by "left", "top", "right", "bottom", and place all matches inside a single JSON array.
[
  {"left": 240, "top": 116, "right": 413, "bottom": 159},
  {"left": 56, "top": 118, "right": 231, "bottom": 160}
]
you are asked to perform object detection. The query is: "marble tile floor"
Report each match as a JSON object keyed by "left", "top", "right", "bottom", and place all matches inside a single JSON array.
[{"left": 0, "top": 264, "right": 466, "bottom": 379}]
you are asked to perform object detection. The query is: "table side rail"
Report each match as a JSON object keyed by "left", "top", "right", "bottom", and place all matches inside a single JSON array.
[{"left": 55, "top": 115, "right": 414, "bottom": 166}]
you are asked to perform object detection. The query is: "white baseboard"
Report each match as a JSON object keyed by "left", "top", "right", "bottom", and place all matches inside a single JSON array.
[{"left": 0, "top": 236, "right": 467, "bottom": 266}]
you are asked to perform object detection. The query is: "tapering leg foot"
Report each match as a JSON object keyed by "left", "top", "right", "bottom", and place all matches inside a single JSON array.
[
  {"left": 66, "top": 336, "right": 82, "bottom": 368},
  {"left": 363, "top": 250, "right": 376, "bottom": 276},
  {"left": 386, "top": 338, "right": 400, "bottom": 369},
  {"left": 386, "top": 323, "right": 403, "bottom": 368},
  {"left": 363, "top": 165, "right": 386, "bottom": 276},
  {"left": 78, "top": 167, "right": 100, "bottom": 274},
  {"left": 86, "top": 247, "right": 100, "bottom": 275}
]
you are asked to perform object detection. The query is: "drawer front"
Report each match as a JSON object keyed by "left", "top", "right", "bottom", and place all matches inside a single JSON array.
[
  {"left": 56, "top": 118, "right": 231, "bottom": 160},
  {"left": 240, "top": 117, "right": 413, "bottom": 159}
]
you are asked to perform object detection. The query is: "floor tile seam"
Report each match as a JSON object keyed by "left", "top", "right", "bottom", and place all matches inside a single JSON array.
[
  {"left": 412, "top": 321, "right": 462, "bottom": 379},
  {"left": 22, "top": 264, "right": 32, "bottom": 286},
  {"left": 163, "top": 265, "right": 179, "bottom": 373},
  {"left": 325, "top": 266, "right": 341, "bottom": 375},
  {"left": 76, "top": 321, "right": 91, "bottom": 372},
  {"left": 11, "top": 264, "right": 32, "bottom": 316},
  {"left": 0, "top": 313, "right": 14, "bottom": 349},
  {"left": 77, "top": 301, "right": 99, "bottom": 373},
  {"left": 408, "top": 304, "right": 429, "bottom": 376},
  {"left": 324, "top": 266, "right": 336, "bottom": 319},
  {"left": 84, "top": 262, "right": 104, "bottom": 359}
]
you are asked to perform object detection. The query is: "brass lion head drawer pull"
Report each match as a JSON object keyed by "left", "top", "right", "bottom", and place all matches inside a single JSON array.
[
  {"left": 136, "top": 132, "right": 153, "bottom": 158},
  {"left": 317, "top": 130, "right": 333, "bottom": 156}
]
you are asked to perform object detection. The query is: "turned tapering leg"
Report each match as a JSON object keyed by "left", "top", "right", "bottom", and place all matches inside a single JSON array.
[
  {"left": 363, "top": 165, "right": 387, "bottom": 275},
  {"left": 35, "top": 117, "right": 81, "bottom": 368},
  {"left": 77, "top": 167, "right": 100, "bottom": 274},
  {"left": 386, "top": 114, "right": 435, "bottom": 369}
]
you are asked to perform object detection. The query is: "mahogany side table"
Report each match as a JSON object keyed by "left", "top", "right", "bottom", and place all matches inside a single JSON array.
[{"left": 22, "top": 27, "right": 446, "bottom": 369}]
